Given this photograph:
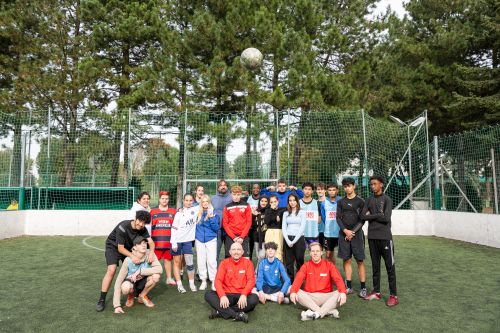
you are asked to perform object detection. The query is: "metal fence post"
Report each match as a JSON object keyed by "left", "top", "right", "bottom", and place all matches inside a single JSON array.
[
  {"left": 492, "top": 148, "right": 499, "bottom": 214},
  {"left": 361, "top": 109, "right": 369, "bottom": 198},
  {"left": 18, "top": 133, "right": 26, "bottom": 210},
  {"left": 433, "top": 136, "right": 441, "bottom": 210}
]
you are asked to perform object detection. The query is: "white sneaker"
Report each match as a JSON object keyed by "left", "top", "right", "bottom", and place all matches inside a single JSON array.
[
  {"left": 327, "top": 309, "right": 340, "bottom": 319},
  {"left": 190, "top": 284, "right": 198, "bottom": 292},
  {"left": 301, "top": 311, "right": 312, "bottom": 321},
  {"left": 177, "top": 284, "right": 186, "bottom": 293},
  {"left": 304, "top": 309, "right": 320, "bottom": 320},
  {"left": 199, "top": 280, "right": 207, "bottom": 291},
  {"left": 283, "top": 297, "right": 290, "bottom": 304}
]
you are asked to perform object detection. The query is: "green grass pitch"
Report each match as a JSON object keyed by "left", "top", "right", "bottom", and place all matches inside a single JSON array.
[{"left": 1, "top": 236, "right": 499, "bottom": 332}]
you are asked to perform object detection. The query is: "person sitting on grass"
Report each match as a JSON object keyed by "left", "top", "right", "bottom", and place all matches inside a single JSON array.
[
  {"left": 113, "top": 236, "right": 163, "bottom": 313},
  {"left": 253, "top": 241, "right": 291, "bottom": 304},
  {"left": 289, "top": 242, "right": 347, "bottom": 321},
  {"left": 204, "top": 242, "right": 258, "bottom": 323},
  {"left": 96, "top": 210, "right": 155, "bottom": 312}
]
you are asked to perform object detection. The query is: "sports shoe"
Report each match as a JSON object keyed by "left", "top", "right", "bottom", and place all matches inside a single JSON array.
[
  {"left": 209, "top": 309, "right": 222, "bottom": 319},
  {"left": 96, "top": 299, "right": 105, "bottom": 312},
  {"left": 358, "top": 288, "right": 368, "bottom": 298},
  {"left": 196, "top": 273, "right": 202, "bottom": 282},
  {"left": 364, "top": 291, "right": 382, "bottom": 301},
  {"left": 386, "top": 295, "right": 399, "bottom": 307},
  {"left": 199, "top": 280, "right": 207, "bottom": 291},
  {"left": 177, "top": 284, "right": 187, "bottom": 293},
  {"left": 125, "top": 293, "right": 134, "bottom": 307},
  {"left": 234, "top": 312, "right": 249, "bottom": 323},
  {"left": 190, "top": 284, "right": 198, "bottom": 292},
  {"left": 283, "top": 297, "right": 290, "bottom": 304},
  {"left": 346, "top": 287, "right": 354, "bottom": 294},
  {"left": 166, "top": 278, "right": 176, "bottom": 286},
  {"left": 138, "top": 294, "right": 155, "bottom": 308},
  {"left": 301, "top": 309, "right": 320, "bottom": 321},
  {"left": 327, "top": 309, "right": 340, "bottom": 319}
]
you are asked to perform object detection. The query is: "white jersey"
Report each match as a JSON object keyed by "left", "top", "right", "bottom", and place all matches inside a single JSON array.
[
  {"left": 246, "top": 196, "right": 260, "bottom": 212},
  {"left": 170, "top": 206, "right": 199, "bottom": 247}
]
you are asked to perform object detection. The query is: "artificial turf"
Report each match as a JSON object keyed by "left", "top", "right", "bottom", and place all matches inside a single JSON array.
[{"left": 0, "top": 236, "right": 499, "bottom": 333}]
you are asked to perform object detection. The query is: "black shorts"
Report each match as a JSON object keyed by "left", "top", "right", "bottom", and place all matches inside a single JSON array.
[
  {"left": 338, "top": 232, "right": 365, "bottom": 261},
  {"left": 124, "top": 277, "right": 148, "bottom": 296},
  {"left": 105, "top": 244, "right": 126, "bottom": 266},
  {"left": 224, "top": 235, "right": 250, "bottom": 258},
  {"left": 324, "top": 237, "right": 338, "bottom": 252},
  {"left": 318, "top": 233, "right": 326, "bottom": 250}
]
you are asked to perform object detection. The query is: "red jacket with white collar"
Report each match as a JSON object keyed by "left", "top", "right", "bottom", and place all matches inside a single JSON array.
[
  {"left": 215, "top": 257, "right": 255, "bottom": 298},
  {"left": 222, "top": 201, "right": 252, "bottom": 239},
  {"left": 290, "top": 259, "right": 347, "bottom": 294}
]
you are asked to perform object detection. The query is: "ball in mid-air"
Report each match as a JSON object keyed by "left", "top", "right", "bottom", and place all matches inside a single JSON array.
[{"left": 240, "top": 47, "right": 263, "bottom": 70}]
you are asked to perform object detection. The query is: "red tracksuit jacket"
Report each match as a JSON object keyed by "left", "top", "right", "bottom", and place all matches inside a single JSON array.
[
  {"left": 222, "top": 201, "right": 252, "bottom": 239},
  {"left": 215, "top": 257, "right": 255, "bottom": 298},
  {"left": 290, "top": 259, "right": 347, "bottom": 294}
]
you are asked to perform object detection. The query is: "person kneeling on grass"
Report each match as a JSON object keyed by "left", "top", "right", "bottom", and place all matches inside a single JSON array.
[
  {"left": 113, "top": 236, "right": 163, "bottom": 313},
  {"left": 253, "top": 241, "right": 291, "bottom": 304},
  {"left": 204, "top": 242, "right": 258, "bottom": 323},
  {"left": 289, "top": 242, "right": 347, "bottom": 321}
]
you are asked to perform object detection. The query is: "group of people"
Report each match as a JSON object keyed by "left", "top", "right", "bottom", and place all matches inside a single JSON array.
[{"left": 95, "top": 176, "right": 398, "bottom": 322}]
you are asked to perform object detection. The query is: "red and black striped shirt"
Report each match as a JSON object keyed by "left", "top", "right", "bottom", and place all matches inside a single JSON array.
[{"left": 150, "top": 207, "right": 176, "bottom": 250}]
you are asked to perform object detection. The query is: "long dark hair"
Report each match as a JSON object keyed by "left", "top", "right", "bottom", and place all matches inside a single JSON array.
[
  {"left": 257, "top": 196, "right": 269, "bottom": 212},
  {"left": 287, "top": 193, "right": 300, "bottom": 216}
]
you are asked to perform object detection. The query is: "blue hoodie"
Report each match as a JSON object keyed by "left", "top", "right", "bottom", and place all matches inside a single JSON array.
[
  {"left": 195, "top": 211, "right": 220, "bottom": 243},
  {"left": 260, "top": 188, "right": 304, "bottom": 208},
  {"left": 320, "top": 196, "right": 342, "bottom": 238},
  {"left": 256, "top": 257, "right": 291, "bottom": 294}
]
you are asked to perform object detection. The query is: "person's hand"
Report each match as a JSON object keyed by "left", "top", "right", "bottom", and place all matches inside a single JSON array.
[
  {"left": 220, "top": 296, "right": 230, "bottom": 308},
  {"left": 288, "top": 185, "right": 297, "bottom": 191},
  {"left": 114, "top": 306, "right": 124, "bottom": 314},
  {"left": 277, "top": 292, "right": 285, "bottom": 304},
  {"left": 236, "top": 237, "right": 243, "bottom": 244},
  {"left": 130, "top": 269, "right": 141, "bottom": 282},
  {"left": 252, "top": 209, "right": 259, "bottom": 216},
  {"left": 131, "top": 255, "right": 141, "bottom": 264},
  {"left": 237, "top": 295, "right": 247, "bottom": 309},
  {"left": 147, "top": 250, "right": 155, "bottom": 263},
  {"left": 267, "top": 186, "right": 275, "bottom": 192},
  {"left": 171, "top": 246, "right": 178, "bottom": 253},
  {"left": 290, "top": 293, "right": 298, "bottom": 304},
  {"left": 258, "top": 291, "right": 266, "bottom": 304},
  {"left": 344, "top": 229, "right": 354, "bottom": 238},
  {"left": 338, "top": 292, "right": 347, "bottom": 306}
]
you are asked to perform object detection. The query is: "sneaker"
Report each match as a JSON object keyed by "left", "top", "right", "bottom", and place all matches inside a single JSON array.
[
  {"left": 358, "top": 288, "right": 368, "bottom": 299},
  {"left": 386, "top": 295, "right": 399, "bottom": 307},
  {"left": 327, "top": 309, "right": 340, "bottom": 319},
  {"left": 138, "top": 294, "right": 155, "bottom": 308},
  {"left": 199, "top": 280, "right": 207, "bottom": 291},
  {"left": 300, "top": 311, "right": 311, "bottom": 321},
  {"left": 301, "top": 309, "right": 319, "bottom": 321},
  {"left": 234, "top": 312, "right": 249, "bottom": 323},
  {"left": 346, "top": 287, "right": 354, "bottom": 294},
  {"left": 96, "top": 299, "right": 105, "bottom": 312},
  {"left": 166, "top": 278, "right": 176, "bottom": 286},
  {"left": 209, "top": 309, "right": 222, "bottom": 320},
  {"left": 364, "top": 291, "right": 382, "bottom": 301},
  {"left": 177, "top": 284, "right": 187, "bottom": 293},
  {"left": 190, "top": 284, "right": 198, "bottom": 292},
  {"left": 125, "top": 293, "right": 134, "bottom": 307},
  {"left": 196, "top": 273, "right": 202, "bottom": 282},
  {"left": 283, "top": 297, "right": 290, "bottom": 304}
]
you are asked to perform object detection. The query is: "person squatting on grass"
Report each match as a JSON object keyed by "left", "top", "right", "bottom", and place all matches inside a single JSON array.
[
  {"left": 113, "top": 236, "right": 163, "bottom": 313},
  {"left": 204, "top": 242, "right": 259, "bottom": 323},
  {"left": 195, "top": 195, "right": 220, "bottom": 291},
  {"left": 171, "top": 193, "right": 199, "bottom": 293},
  {"left": 289, "top": 242, "right": 347, "bottom": 321},
  {"left": 150, "top": 191, "right": 177, "bottom": 286},
  {"left": 96, "top": 210, "right": 155, "bottom": 312},
  {"left": 222, "top": 185, "right": 252, "bottom": 259},
  {"left": 362, "top": 176, "right": 398, "bottom": 307},
  {"left": 253, "top": 241, "right": 291, "bottom": 304},
  {"left": 337, "top": 177, "right": 367, "bottom": 298}
]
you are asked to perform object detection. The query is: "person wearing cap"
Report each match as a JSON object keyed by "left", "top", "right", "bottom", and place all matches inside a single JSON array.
[
  {"left": 96, "top": 210, "right": 155, "bottom": 312},
  {"left": 289, "top": 242, "right": 347, "bottom": 321},
  {"left": 253, "top": 242, "right": 291, "bottom": 304},
  {"left": 222, "top": 186, "right": 252, "bottom": 259},
  {"left": 204, "top": 242, "right": 258, "bottom": 323},
  {"left": 113, "top": 236, "right": 163, "bottom": 313}
]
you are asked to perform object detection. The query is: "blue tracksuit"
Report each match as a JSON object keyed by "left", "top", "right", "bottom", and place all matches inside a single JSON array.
[
  {"left": 256, "top": 257, "right": 291, "bottom": 294},
  {"left": 195, "top": 212, "right": 220, "bottom": 243},
  {"left": 320, "top": 196, "right": 341, "bottom": 238},
  {"left": 260, "top": 189, "right": 304, "bottom": 208}
]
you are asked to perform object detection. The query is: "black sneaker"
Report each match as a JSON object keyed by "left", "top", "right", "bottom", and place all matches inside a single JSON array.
[
  {"left": 195, "top": 273, "right": 202, "bottom": 282},
  {"left": 234, "top": 312, "right": 249, "bottom": 323},
  {"left": 208, "top": 309, "right": 222, "bottom": 319},
  {"left": 96, "top": 299, "right": 105, "bottom": 312}
]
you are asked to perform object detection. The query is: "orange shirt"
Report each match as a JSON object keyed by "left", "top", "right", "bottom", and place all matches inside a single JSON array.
[
  {"left": 215, "top": 257, "right": 255, "bottom": 298},
  {"left": 290, "top": 259, "right": 347, "bottom": 294}
]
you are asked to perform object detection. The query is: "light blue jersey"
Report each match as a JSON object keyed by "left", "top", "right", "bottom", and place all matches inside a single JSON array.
[
  {"left": 300, "top": 198, "right": 319, "bottom": 238},
  {"left": 320, "top": 196, "right": 341, "bottom": 238}
]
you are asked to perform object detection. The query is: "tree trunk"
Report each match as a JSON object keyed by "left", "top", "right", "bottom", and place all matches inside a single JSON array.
[
  {"left": 63, "top": 110, "right": 77, "bottom": 186},
  {"left": 245, "top": 109, "right": 252, "bottom": 182},
  {"left": 176, "top": 80, "right": 187, "bottom": 207}
]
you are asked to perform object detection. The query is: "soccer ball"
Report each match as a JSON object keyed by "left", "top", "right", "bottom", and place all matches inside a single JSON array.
[{"left": 240, "top": 47, "right": 263, "bottom": 70}]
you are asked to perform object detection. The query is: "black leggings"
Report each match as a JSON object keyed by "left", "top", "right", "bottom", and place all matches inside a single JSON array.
[
  {"left": 204, "top": 291, "right": 259, "bottom": 319},
  {"left": 284, "top": 235, "right": 305, "bottom": 281}
]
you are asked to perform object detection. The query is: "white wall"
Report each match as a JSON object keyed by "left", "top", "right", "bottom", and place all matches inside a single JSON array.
[{"left": 1, "top": 209, "right": 499, "bottom": 248}]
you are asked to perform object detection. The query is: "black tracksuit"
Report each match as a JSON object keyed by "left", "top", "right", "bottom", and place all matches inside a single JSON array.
[{"left": 362, "top": 194, "right": 397, "bottom": 296}]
